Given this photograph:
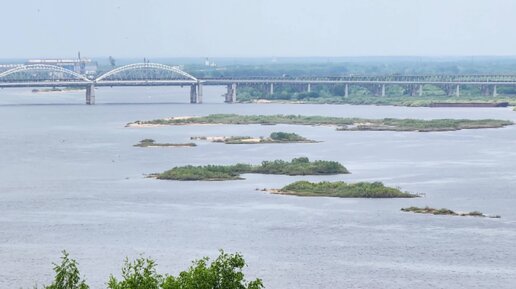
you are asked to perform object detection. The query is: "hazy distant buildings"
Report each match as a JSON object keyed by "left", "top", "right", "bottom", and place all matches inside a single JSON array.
[
  {"left": 204, "top": 57, "right": 217, "bottom": 67},
  {"left": 25, "top": 58, "right": 98, "bottom": 76}
]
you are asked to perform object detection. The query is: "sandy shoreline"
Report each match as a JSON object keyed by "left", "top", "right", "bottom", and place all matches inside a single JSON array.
[
  {"left": 126, "top": 116, "right": 224, "bottom": 128},
  {"left": 257, "top": 188, "right": 283, "bottom": 194},
  {"left": 140, "top": 145, "right": 196, "bottom": 148}
]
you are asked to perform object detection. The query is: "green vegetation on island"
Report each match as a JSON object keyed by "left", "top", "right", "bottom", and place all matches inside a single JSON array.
[
  {"left": 269, "top": 131, "right": 310, "bottom": 142},
  {"left": 134, "top": 139, "right": 197, "bottom": 147},
  {"left": 337, "top": 118, "right": 512, "bottom": 132},
  {"left": 192, "top": 132, "right": 317, "bottom": 144},
  {"left": 155, "top": 157, "right": 349, "bottom": 181},
  {"left": 40, "top": 250, "right": 263, "bottom": 289},
  {"left": 401, "top": 206, "right": 501, "bottom": 218},
  {"left": 129, "top": 114, "right": 512, "bottom": 132},
  {"left": 272, "top": 181, "right": 418, "bottom": 198}
]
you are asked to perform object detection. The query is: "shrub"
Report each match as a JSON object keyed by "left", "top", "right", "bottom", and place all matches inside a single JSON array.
[
  {"left": 40, "top": 251, "right": 263, "bottom": 289},
  {"left": 44, "top": 251, "right": 89, "bottom": 289},
  {"left": 108, "top": 258, "right": 162, "bottom": 289},
  {"left": 162, "top": 250, "right": 263, "bottom": 289}
]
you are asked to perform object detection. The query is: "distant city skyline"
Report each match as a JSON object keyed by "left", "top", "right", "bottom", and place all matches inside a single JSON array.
[{"left": 1, "top": 0, "right": 516, "bottom": 58}]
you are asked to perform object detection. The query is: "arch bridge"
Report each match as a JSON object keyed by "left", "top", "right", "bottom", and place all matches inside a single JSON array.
[
  {"left": 2, "top": 63, "right": 516, "bottom": 104},
  {"left": 0, "top": 63, "right": 201, "bottom": 104}
]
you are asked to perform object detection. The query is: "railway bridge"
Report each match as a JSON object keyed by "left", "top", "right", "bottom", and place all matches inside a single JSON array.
[{"left": 1, "top": 63, "right": 516, "bottom": 104}]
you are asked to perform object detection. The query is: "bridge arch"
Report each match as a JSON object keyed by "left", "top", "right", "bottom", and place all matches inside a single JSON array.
[
  {"left": 0, "top": 64, "right": 91, "bottom": 82},
  {"left": 95, "top": 63, "right": 198, "bottom": 82}
]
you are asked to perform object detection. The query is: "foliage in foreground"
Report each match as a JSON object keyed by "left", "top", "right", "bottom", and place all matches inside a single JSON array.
[
  {"left": 279, "top": 181, "right": 418, "bottom": 198},
  {"left": 40, "top": 250, "right": 263, "bottom": 289},
  {"left": 161, "top": 251, "right": 263, "bottom": 289},
  {"left": 43, "top": 251, "right": 89, "bottom": 289},
  {"left": 156, "top": 157, "right": 349, "bottom": 181},
  {"left": 131, "top": 114, "right": 512, "bottom": 132}
]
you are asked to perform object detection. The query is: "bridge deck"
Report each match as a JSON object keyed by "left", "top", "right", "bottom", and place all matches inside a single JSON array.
[{"left": 3, "top": 79, "right": 516, "bottom": 88}]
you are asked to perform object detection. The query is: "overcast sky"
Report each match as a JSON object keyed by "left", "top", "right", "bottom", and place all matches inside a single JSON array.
[{"left": 1, "top": 0, "right": 515, "bottom": 58}]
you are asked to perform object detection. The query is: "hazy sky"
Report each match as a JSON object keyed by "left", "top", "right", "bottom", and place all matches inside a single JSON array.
[{"left": 1, "top": 0, "right": 515, "bottom": 58}]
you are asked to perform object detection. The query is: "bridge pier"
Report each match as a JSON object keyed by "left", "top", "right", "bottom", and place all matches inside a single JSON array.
[
  {"left": 405, "top": 84, "right": 419, "bottom": 96},
  {"left": 225, "top": 83, "right": 237, "bottom": 103},
  {"left": 307, "top": 83, "right": 311, "bottom": 93},
  {"left": 455, "top": 84, "right": 460, "bottom": 97},
  {"left": 481, "top": 85, "right": 489, "bottom": 96},
  {"left": 86, "top": 84, "right": 95, "bottom": 105},
  {"left": 190, "top": 85, "right": 198, "bottom": 103},
  {"left": 439, "top": 84, "right": 455, "bottom": 97},
  {"left": 269, "top": 83, "right": 274, "bottom": 95},
  {"left": 419, "top": 84, "right": 423, "bottom": 97},
  {"left": 371, "top": 84, "right": 383, "bottom": 97},
  {"left": 481, "top": 84, "right": 498, "bottom": 97},
  {"left": 381, "top": 84, "right": 386, "bottom": 97},
  {"left": 344, "top": 84, "right": 349, "bottom": 97},
  {"left": 189, "top": 83, "right": 203, "bottom": 103},
  {"left": 197, "top": 82, "right": 203, "bottom": 103}
]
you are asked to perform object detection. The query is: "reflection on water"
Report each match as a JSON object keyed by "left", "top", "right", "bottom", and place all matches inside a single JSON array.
[{"left": 0, "top": 87, "right": 515, "bottom": 289}]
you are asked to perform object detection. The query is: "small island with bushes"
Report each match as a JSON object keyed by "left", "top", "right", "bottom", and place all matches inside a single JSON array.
[
  {"left": 134, "top": 139, "right": 197, "bottom": 148},
  {"left": 401, "top": 206, "right": 500, "bottom": 218},
  {"left": 154, "top": 157, "right": 349, "bottom": 181},
  {"left": 127, "top": 114, "right": 512, "bottom": 132},
  {"left": 268, "top": 180, "right": 419, "bottom": 198},
  {"left": 192, "top": 132, "right": 317, "bottom": 144},
  {"left": 337, "top": 118, "right": 512, "bottom": 132}
]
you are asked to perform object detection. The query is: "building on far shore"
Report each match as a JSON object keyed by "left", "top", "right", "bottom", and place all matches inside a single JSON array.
[
  {"left": 25, "top": 57, "right": 98, "bottom": 76},
  {"left": 204, "top": 57, "right": 217, "bottom": 67}
]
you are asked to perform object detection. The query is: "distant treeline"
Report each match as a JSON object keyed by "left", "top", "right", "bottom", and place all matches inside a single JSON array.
[{"left": 183, "top": 59, "right": 516, "bottom": 78}]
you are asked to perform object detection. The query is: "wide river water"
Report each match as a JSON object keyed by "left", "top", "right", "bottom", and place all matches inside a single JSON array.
[{"left": 1, "top": 87, "right": 516, "bottom": 289}]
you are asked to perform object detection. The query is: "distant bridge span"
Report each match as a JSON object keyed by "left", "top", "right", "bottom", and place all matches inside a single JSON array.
[{"left": 1, "top": 63, "right": 516, "bottom": 104}]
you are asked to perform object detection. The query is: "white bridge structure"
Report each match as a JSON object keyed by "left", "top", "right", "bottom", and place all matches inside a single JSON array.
[{"left": 1, "top": 63, "right": 516, "bottom": 104}]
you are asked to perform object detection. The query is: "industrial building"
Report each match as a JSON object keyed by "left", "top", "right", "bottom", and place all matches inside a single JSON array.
[{"left": 25, "top": 57, "right": 98, "bottom": 76}]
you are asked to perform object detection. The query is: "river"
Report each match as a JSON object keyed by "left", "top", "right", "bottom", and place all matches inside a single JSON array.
[{"left": 1, "top": 87, "right": 515, "bottom": 289}]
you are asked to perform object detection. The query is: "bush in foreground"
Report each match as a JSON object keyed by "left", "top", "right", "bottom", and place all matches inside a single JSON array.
[
  {"left": 43, "top": 251, "right": 89, "bottom": 289},
  {"left": 40, "top": 250, "right": 263, "bottom": 289}
]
